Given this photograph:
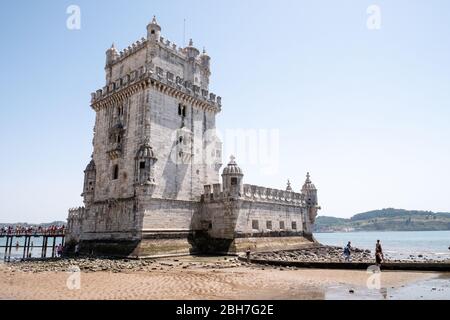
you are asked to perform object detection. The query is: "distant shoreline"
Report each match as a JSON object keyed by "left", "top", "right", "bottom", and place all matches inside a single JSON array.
[
  {"left": 315, "top": 208, "right": 450, "bottom": 233},
  {"left": 315, "top": 230, "right": 450, "bottom": 234}
]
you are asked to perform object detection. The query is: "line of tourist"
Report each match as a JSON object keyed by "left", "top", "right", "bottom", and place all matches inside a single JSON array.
[{"left": 0, "top": 225, "right": 66, "bottom": 236}]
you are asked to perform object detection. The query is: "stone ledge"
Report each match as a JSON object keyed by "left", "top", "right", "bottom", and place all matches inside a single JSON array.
[{"left": 239, "top": 258, "right": 450, "bottom": 272}]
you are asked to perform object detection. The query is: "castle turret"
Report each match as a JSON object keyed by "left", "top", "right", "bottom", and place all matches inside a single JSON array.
[
  {"left": 105, "top": 43, "right": 119, "bottom": 66},
  {"left": 301, "top": 172, "right": 320, "bottom": 225},
  {"left": 105, "top": 43, "right": 119, "bottom": 84},
  {"left": 147, "top": 16, "right": 161, "bottom": 42},
  {"left": 199, "top": 48, "right": 211, "bottom": 70},
  {"left": 222, "top": 156, "right": 244, "bottom": 198},
  {"left": 185, "top": 39, "right": 200, "bottom": 61},
  {"left": 82, "top": 159, "right": 96, "bottom": 206},
  {"left": 135, "top": 139, "right": 157, "bottom": 186}
]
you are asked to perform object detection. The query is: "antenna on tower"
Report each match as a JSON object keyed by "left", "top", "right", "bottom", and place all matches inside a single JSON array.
[{"left": 183, "top": 18, "right": 186, "bottom": 47}]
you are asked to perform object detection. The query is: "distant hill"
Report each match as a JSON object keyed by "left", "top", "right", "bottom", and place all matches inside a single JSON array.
[
  {"left": 0, "top": 221, "right": 66, "bottom": 229},
  {"left": 315, "top": 208, "right": 450, "bottom": 233}
]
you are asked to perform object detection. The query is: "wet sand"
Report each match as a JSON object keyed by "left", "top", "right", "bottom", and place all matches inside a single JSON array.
[{"left": 0, "top": 256, "right": 447, "bottom": 300}]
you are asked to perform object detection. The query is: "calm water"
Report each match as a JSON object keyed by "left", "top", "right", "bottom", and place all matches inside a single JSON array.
[
  {"left": 0, "top": 236, "right": 64, "bottom": 262},
  {"left": 315, "top": 230, "right": 450, "bottom": 261}
]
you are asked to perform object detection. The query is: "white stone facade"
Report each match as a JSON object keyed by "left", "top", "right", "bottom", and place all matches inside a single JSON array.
[{"left": 66, "top": 17, "right": 320, "bottom": 257}]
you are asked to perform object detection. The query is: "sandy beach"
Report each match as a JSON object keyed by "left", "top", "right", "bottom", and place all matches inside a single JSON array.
[{"left": 1, "top": 256, "right": 448, "bottom": 300}]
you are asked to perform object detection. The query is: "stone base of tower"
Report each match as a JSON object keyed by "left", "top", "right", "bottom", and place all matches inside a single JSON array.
[
  {"left": 189, "top": 232, "right": 317, "bottom": 255},
  {"left": 76, "top": 238, "right": 195, "bottom": 258},
  {"left": 77, "top": 239, "right": 141, "bottom": 258},
  {"left": 75, "top": 230, "right": 198, "bottom": 258},
  {"left": 74, "top": 233, "right": 317, "bottom": 258}
]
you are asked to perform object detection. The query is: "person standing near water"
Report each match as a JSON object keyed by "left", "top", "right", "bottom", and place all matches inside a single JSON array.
[
  {"left": 375, "top": 240, "right": 384, "bottom": 265},
  {"left": 343, "top": 241, "right": 352, "bottom": 262}
]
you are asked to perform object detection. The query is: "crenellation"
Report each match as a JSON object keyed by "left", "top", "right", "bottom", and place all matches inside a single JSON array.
[
  {"left": 202, "top": 182, "right": 304, "bottom": 206},
  {"left": 92, "top": 62, "right": 222, "bottom": 112}
]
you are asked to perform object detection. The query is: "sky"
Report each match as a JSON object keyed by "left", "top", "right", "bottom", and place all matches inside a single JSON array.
[{"left": 0, "top": 0, "right": 449, "bottom": 223}]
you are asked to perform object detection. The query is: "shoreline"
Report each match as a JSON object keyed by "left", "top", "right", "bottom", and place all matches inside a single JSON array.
[{"left": 1, "top": 255, "right": 449, "bottom": 300}]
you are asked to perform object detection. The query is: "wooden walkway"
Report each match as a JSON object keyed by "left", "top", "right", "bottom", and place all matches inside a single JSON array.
[{"left": 0, "top": 233, "right": 65, "bottom": 262}]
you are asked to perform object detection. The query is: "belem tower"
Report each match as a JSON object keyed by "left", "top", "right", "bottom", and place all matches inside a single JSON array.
[{"left": 66, "top": 17, "right": 320, "bottom": 257}]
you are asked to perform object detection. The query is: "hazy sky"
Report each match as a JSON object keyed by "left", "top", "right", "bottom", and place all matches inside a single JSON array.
[{"left": 0, "top": 0, "right": 449, "bottom": 223}]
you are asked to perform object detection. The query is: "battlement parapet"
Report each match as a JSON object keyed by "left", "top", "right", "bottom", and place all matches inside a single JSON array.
[
  {"left": 203, "top": 184, "right": 224, "bottom": 201},
  {"left": 91, "top": 65, "right": 222, "bottom": 110},
  {"left": 243, "top": 184, "right": 304, "bottom": 205},
  {"left": 107, "top": 38, "right": 148, "bottom": 65},
  {"left": 202, "top": 184, "right": 304, "bottom": 205},
  {"left": 108, "top": 35, "right": 208, "bottom": 69},
  {"left": 68, "top": 207, "right": 86, "bottom": 220}
]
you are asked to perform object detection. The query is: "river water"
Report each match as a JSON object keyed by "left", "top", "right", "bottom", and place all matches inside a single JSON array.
[{"left": 315, "top": 230, "right": 450, "bottom": 261}]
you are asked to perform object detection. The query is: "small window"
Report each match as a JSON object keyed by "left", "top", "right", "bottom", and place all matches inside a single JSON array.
[
  {"left": 292, "top": 221, "right": 297, "bottom": 230},
  {"left": 178, "top": 104, "right": 187, "bottom": 117},
  {"left": 112, "top": 165, "right": 119, "bottom": 180},
  {"left": 151, "top": 30, "right": 155, "bottom": 35},
  {"left": 252, "top": 220, "right": 259, "bottom": 230},
  {"left": 280, "top": 221, "right": 285, "bottom": 230},
  {"left": 140, "top": 161, "right": 146, "bottom": 169},
  {"left": 266, "top": 221, "right": 272, "bottom": 230},
  {"left": 231, "top": 178, "right": 238, "bottom": 185}
]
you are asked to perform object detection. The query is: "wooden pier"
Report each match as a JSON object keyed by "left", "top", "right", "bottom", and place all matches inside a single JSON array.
[{"left": 0, "top": 232, "right": 65, "bottom": 262}]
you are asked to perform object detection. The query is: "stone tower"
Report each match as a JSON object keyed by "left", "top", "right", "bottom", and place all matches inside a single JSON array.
[
  {"left": 67, "top": 17, "right": 223, "bottom": 256},
  {"left": 66, "top": 17, "right": 320, "bottom": 257}
]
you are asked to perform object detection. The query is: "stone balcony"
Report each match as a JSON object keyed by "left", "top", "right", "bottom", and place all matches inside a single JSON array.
[{"left": 107, "top": 143, "right": 122, "bottom": 160}]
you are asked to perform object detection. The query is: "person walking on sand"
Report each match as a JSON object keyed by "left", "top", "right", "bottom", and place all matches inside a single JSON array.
[
  {"left": 343, "top": 241, "right": 352, "bottom": 262},
  {"left": 375, "top": 240, "right": 384, "bottom": 266},
  {"left": 246, "top": 247, "right": 251, "bottom": 263},
  {"left": 57, "top": 244, "right": 63, "bottom": 257}
]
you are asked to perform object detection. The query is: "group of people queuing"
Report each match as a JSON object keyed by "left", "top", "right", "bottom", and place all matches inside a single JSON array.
[
  {"left": 344, "top": 240, "right": 384, "bottom": 265},
  {"left": 0, "top": 225, "right": 66, "bottom": 236}
]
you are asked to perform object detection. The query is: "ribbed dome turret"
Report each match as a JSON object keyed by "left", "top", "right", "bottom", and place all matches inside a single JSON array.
[
  {"left": 222, "top": 156, "right": 243, "bottom": 176},
  {"left": 85, "top": 159, "right": 96, "bottom": 172},
  {"left": 136, "top": 141, "right": 156, "bottom": 159},
  {"left": 185, "top": 39, "right": 200, "bottom": 59},
  {"left": 302, "top": 172, "right": 316, "bottom": 191},
  {"left": 199, "top": 48, "right": 211, "bottom": 69},
  {"left": 147, "top": 15, "right": 161, "bottom": 41}
]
